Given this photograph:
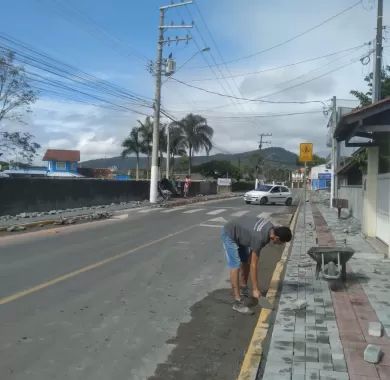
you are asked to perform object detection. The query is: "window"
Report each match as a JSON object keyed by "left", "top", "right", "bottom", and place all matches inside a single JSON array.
[
  {"left": 256, "top": 185, "right": 273, "bottom": 192},
  {"left": 281, "top": 187, "right": 289, "bottom": 193},
  {"left": 270, "top": 186, "right": 280, "bottom": 193},
  {"left": 56, "top": 161, "right": 66, "bottom": 170}
]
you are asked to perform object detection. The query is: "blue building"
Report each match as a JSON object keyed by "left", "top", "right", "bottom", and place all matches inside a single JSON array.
[
  {"left": 43, "top": 149, "right": 82, "bottom": 177},
  {"left": 310, "top": 164, "right": 332, "bottom": 190}
]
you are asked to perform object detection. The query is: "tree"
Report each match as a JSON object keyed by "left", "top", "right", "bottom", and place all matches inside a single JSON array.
[
  {"left": 137, "top": 116, "right": 153, "bottom": 179},
  {"left": 350, "top": 65, "right": 390, "bottom": 107},
  {"left": 172, "top": 113, "right": 213, "bottom": 175},
  {"left": 121, "top": 127, "right": 142, "bottom": 180},
  {"left": 167, "top": 123, "right": 187, "bottom": 176},
  {"left": 193, "top": 160, "right": 240, "bottom": 180},
  {"left": 0, "top": 51, "right": 40, "bottom": 163}
]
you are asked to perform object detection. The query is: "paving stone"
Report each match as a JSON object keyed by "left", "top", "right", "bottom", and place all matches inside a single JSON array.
[
  {"left": 305, "top": 369, "right": 320, "bottom": 380},
  {"left": 368, "top": 321, "right": 383, "bottom": 337},
  {"left": 262, "top": 370, "right": 292, "bottom": 380},
  {"left": 305, "top": 362, "right": 333, "bottom": 371},
  {"left": 319, "top": 370, "right": 348, "bottom": 380},
  {"left": 318, "top": 345, "right": 332, "bottom": 364},
  {"left": 292, "top": 361, "right": 305, "bottom": 375},
  {"left": 332, "top": 359, "right": 347, "bottom": 372},
  {"left": 317, "top": 333, "right": 330, "bottom": 344},
  {"left": 305, "top": 343, "right": 319, "bottom": 361},
  {"left": 363, "top": 344, "right": 382, "bottom": 364}
]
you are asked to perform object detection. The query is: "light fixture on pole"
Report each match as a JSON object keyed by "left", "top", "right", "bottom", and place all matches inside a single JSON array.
[{"left": 149, "top": 1, "right": 193, "bottom": 203}]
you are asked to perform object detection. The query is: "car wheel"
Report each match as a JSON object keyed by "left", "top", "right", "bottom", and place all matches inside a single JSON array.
[
  {"left": 260, "top": 197, "right": 267, "bottom": 205},
  {"left": 245, "top": 201, "right": 251, "bottom": 204},
  {"left": 285, "top": 198, "right": 292, "bottom": 206}
]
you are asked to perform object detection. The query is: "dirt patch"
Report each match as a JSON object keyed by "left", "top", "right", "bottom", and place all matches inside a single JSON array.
[
  {"left": 148, "top": 288, "right": 259, "bottom": 380},
  {"left": 149, "top": 243, "right": 285, "bottom": 380}
]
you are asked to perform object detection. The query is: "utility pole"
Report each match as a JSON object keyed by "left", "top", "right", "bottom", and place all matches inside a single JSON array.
[
  {"left": 258, "top": 133, "right": 272, "bottom": 151},
  {"left": 330, "top": 96, "right": 337, "bottom": 208},
  {"left": 373, "top": 0, "right": 383, "bottom": 103},
  {"left": 166, "top": 124, "right": 170, "bottom": 179},
  {"left": 149, "top": 1, "right": 193, "bottom": 203},
  {"left": 255, "top": 133, "right": 272, "bottom": 188}
]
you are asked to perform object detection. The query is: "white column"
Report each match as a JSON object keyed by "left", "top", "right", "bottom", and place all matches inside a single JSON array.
[{"left": 362, "top": 147, "right": 379, "bottom": 237}]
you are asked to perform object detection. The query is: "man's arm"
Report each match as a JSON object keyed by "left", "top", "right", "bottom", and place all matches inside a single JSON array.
[{"left": 250, "top": 251, "right": 261, "bottom": 299}]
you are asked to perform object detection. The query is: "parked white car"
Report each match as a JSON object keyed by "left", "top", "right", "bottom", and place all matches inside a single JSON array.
[{"left": 244, "top": 184, "right": 293, "bottom": 206}]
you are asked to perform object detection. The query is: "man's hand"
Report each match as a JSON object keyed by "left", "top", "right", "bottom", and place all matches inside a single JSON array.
[{"left": 252, "top": 289, "right": 261, "bottom": 299}]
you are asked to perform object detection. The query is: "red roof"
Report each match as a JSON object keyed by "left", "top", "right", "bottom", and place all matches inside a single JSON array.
[{"left": 43, "top": 149, "right": 80, "bottom": 162}]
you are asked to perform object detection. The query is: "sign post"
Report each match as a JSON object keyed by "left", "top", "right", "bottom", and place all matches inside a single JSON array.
[{"left": 299, "top": 143, "right": 313, "bottom": 252}]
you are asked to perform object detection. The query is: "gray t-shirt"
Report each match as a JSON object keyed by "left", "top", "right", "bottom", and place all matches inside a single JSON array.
[{"left": 224, "top": 216, "right": 273, "bottom": 255}]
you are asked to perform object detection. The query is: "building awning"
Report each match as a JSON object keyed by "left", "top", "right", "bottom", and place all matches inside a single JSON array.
[{"left": 334, "top": 97, "right": 390, "bottom": 147}]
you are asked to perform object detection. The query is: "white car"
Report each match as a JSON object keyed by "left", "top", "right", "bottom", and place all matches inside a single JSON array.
[{"left": 244, "top": 184, "right": 293, "bottom": 206}]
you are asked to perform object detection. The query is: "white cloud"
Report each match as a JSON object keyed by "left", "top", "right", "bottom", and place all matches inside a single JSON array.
[{"left": 2, "top": 0, "right": 389, "bottom": 163}]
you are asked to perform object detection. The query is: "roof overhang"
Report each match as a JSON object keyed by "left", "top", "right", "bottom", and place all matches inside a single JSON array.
[{"left": 334, "top": 98, "right": 390, "bottom": 147}]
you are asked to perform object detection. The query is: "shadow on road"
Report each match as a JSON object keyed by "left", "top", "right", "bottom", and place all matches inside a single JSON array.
[
  {"left": 149, "top": 213, "right": 289, "bottom": 380},
  {"left": 148, "top": 288, "right": 260, "bottom": 380}
]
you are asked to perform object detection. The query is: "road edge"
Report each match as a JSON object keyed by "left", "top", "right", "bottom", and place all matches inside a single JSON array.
[
  {"left": 0, "top": 193, "right": 242, "bottom": 233},
  {"left": 237, "top": 201, "right": 301, "bottom": 380}
]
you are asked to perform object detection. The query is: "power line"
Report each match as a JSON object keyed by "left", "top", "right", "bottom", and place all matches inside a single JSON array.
[
  {"left": 201, "top": 110, "right": 324, "bottom": 119},
  {"left": 192, "top": 1, "right": 250, "bottom": 110},
  {"left": 0, "top": 33, "right": 153, "bottom": 108},
  {"left": 169, "top": 77, "right": 328, "bottom": 105},
  {"left": 257, "top": 52, "right": 368, "bottom": 100},
  {"left": 185, "top": 43, "right": 368, "bottom": 81},
  {"left": 170, "top": 47, "right": 371, "bottom": 109},
  {"left": 35, "top": 0, "right": 150, "bottom": 64},
  {"left": 26, "top": 73, "right": 151, "bottom": 116},
  {"left": 191, "top": 0, "right": 363, "bottom": 68},
  {"left": 178, "top": 5, "right": 251, "bottom": 114}
]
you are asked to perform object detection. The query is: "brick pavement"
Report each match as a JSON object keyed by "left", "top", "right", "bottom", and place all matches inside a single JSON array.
[{"left": 260, "top": 200, "right": 390, "bottom": 380}]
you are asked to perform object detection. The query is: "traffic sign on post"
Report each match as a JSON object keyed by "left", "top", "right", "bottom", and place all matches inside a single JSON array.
[{"left": 299, "top": 143, "right": 313, "bottom": 162}]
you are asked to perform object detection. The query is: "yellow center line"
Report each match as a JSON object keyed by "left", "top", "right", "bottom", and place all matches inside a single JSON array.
[{"left": 0, "top": 223, "right": 199, "bottom": 306}]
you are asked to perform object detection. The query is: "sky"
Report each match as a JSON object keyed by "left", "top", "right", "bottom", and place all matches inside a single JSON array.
[{"left": 1, "top": 0, "right": 389, "bottom": 163}]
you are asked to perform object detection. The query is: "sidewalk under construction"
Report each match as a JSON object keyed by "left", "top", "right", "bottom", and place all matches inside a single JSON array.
[{"left": 258, "top": 191, "right": 390, "bottom": 380}]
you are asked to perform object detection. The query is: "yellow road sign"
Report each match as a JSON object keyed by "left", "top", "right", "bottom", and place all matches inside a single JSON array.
[{"left": 299, "top": 143, "right": 313, "bottom": 162}]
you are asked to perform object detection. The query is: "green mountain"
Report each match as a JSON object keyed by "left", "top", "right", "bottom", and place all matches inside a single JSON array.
[{"left": 80, "top": 147, "right": 299, "bottom": 171}]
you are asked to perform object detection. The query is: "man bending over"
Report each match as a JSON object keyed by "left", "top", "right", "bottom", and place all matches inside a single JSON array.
[{"left": 221, "top": 216, "right": 292, "bottom": 314}]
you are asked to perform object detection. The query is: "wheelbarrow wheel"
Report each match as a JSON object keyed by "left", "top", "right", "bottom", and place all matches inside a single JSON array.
[
  {"left": 329, "top": 279, "right": 342, "bottom": 291},
  {"left": 341, "top": 264, "right": 347, "bottom": 281}
]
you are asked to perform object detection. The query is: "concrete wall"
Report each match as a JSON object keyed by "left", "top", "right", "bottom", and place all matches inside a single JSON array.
[
  {"left": 377, "top": 174, "right": 390, "bottom": 245},
  {"left": 338, "top": 185, "right": 363, "bottom": 220},
  {"left": 0, "top": 178, "right": 217, "bottom": 216},
  {"left": 187, "top": 181, "right": 217, "bottom": 197}
]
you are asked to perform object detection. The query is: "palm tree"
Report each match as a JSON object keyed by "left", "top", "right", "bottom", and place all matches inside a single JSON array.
[
  {"left": 174, "top": 114, "right": 213, "bottom": 175},
  {"left": 121, "top": 127, "right": 142, "bottom": 180},
  {"left": 168, "top": 123, "right": 187, "bottom": 176},
  {"left": 137, "top": 116, "right": 153, "bottom": 179}
]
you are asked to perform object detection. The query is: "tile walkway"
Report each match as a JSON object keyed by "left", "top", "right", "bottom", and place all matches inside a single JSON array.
[{"left": 260, "top": 200, "right": 390, "bottom": 380}]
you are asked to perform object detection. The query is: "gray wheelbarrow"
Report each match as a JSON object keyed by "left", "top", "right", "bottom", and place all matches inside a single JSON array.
[{"left": 307, "top": 246, "right": 355, "bottom": 289}]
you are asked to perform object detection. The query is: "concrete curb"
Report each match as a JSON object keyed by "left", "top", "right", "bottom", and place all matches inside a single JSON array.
[
  {"left": 0, "top": 219, "right": 57, "bottom": 232},
  {"left": 237, "top": 201, "right": 301, "bottom": 380},
  {"left": 0, "top": 193, "right": 242, "bottom": 233}
]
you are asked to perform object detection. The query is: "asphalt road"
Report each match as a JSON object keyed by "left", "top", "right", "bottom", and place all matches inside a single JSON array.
[{"left": 0, "top": 197, "right": 295, "bottom": 380}]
